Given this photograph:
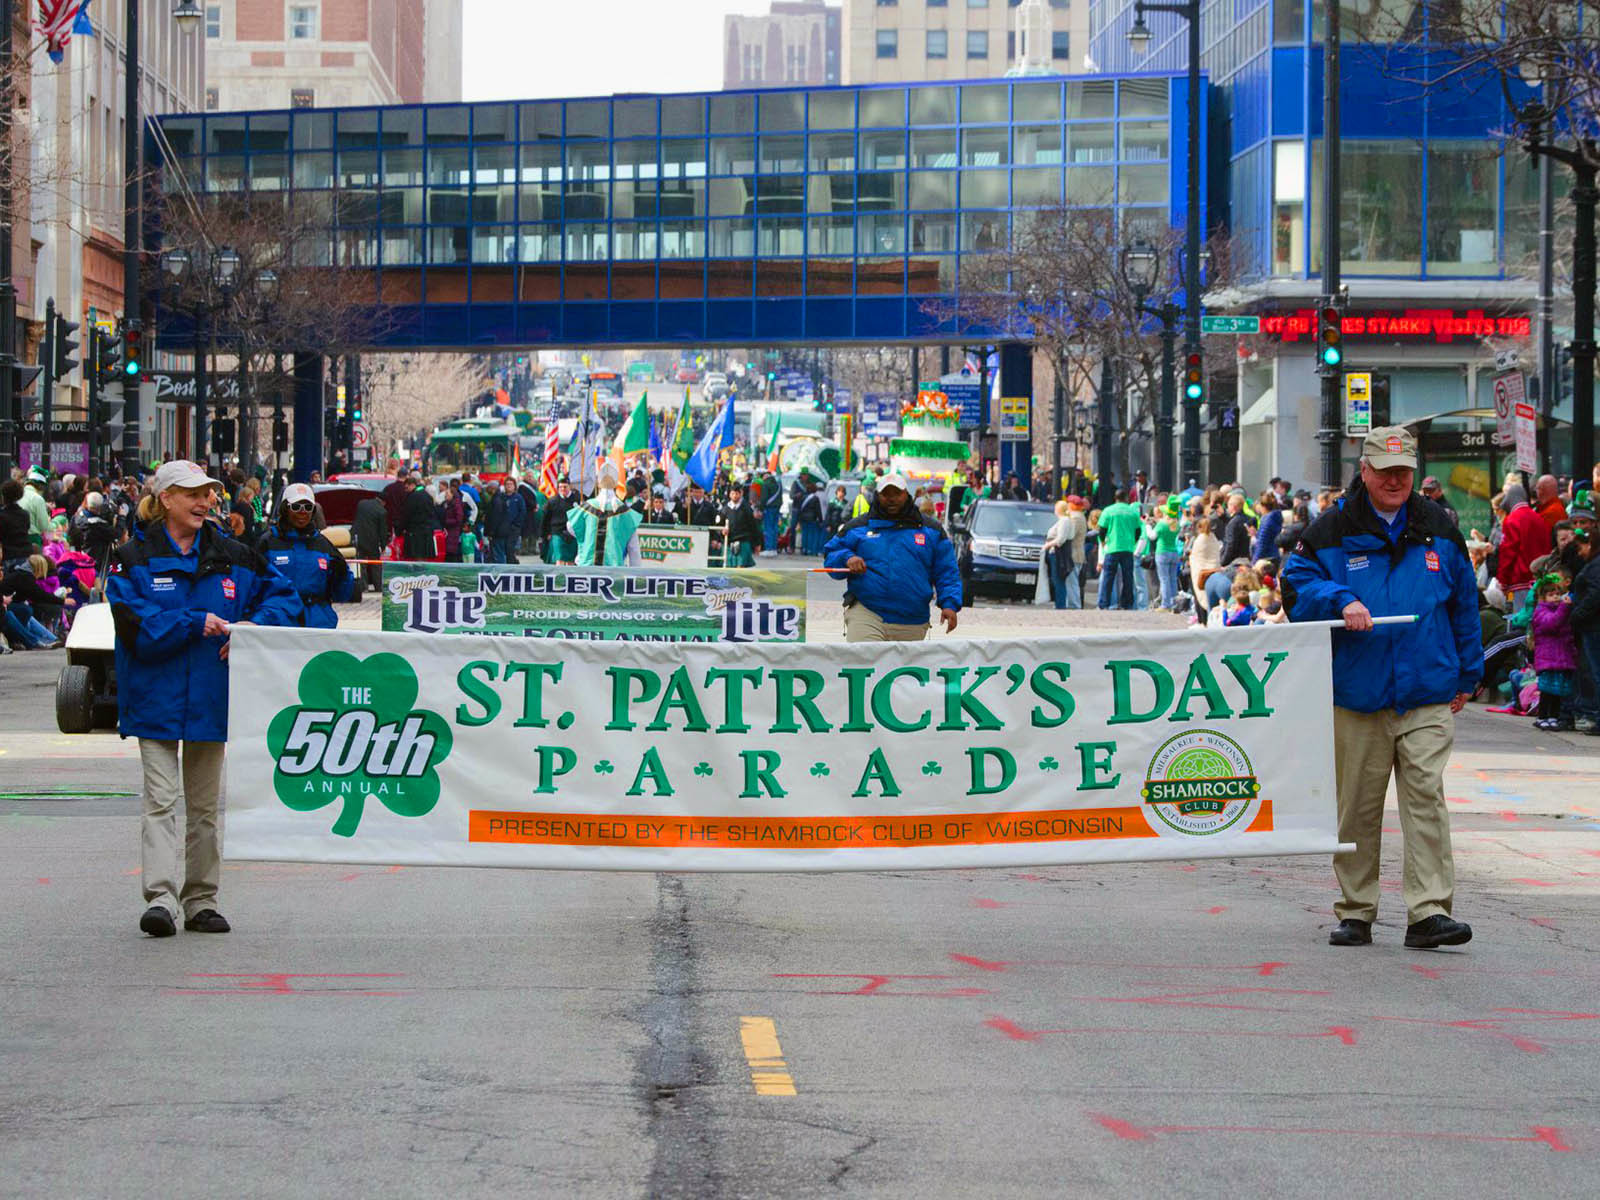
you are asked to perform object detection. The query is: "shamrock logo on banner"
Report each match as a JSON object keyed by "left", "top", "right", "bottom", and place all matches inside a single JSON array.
[{"left": 267, "top": 651, "right": 454, "bottom": 838}]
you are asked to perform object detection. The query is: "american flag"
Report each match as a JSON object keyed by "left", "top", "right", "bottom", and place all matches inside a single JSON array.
[
  {"left": 38, "top": 0, "right": 91, "bottom": 63},
  {"left": 539, "top": 424, "right": 560, "bottom": 495}
]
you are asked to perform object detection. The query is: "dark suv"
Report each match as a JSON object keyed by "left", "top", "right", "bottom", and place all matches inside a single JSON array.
[{"left": 950, "top": 499, "right": 1057, "bottom": 601}]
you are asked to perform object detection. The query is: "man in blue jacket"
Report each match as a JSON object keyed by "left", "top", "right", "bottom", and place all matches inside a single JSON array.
[
  {"left": 822, "top": 472, "right": 962, "bottom": 641},
  {"left": 1282, "top": 426, "right": 1483, "bottom": 951},
  {"left": 485, "top": 475, "right": 527, "bottom": 564}
]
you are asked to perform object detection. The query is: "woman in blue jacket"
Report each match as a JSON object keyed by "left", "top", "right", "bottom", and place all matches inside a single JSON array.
[
  {"left": 258, "top": 482, "right": 355, "bottom": 628},
  {"left": 107, "top": 461, "right": 302, "bottom": 939}
]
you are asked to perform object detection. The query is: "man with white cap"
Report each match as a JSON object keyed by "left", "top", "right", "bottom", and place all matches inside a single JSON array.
[
  {"left": 107, "top": 460, "right": 302, "bottom": 938},
  {"left": 20, "top": 466, "right": 51, "bottom": 547},
  {"left": 1283, "top": 427, "right": 1482, "bottom": 950},
  {"left": 821, "top": 472, "right": 962, "bottom": 641}
]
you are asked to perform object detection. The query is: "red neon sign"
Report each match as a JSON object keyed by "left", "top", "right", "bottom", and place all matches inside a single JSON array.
[{"left": 1261, "top": 308, "right": 1531, "bottom": 344}]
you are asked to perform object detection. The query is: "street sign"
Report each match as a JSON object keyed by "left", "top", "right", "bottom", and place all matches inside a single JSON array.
[
  {"left": 351, "top": 420, "right": 371, "bottom": 449},
  {"left": 940, "top": 373, "right": 984, "bottom": 428},
  {"left": 1514, "top": 402, "right": 1538, "bottom": 473},
  {"left": 1492, "top": 370, "right": 1524, "bottom": 448},
  {"left": 1344, "top": 372, "right": 1372, "bottom": 436},
  {"left": 998, "top": 397, "right": 1030, "bottom": 441},
  {"left": 1200, "top": 315, "right": 1261, "bottom": 335}
]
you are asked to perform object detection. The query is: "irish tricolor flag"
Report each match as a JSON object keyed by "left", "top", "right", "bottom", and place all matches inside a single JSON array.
[{"left": 610, "top": 392, "right": 652, "bottom": 474}]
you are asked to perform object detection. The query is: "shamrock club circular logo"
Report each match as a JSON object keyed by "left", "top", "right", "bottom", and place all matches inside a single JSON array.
[{"left": 1141, "top": 729, "right": 1260, "bottom": 836}]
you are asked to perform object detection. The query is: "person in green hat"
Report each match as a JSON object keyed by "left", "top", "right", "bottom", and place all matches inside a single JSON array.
[{"left": 851, "top": 472, "right": 876, "bottom": 520}]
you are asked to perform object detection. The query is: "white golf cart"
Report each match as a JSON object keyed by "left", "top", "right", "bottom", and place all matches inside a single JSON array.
[{"left": 56, "top": 601, "right": 118, "bottom": 733}]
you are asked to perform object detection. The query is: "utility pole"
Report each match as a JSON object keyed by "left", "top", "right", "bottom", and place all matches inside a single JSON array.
[
  {"left": 41, "top": 298, "right": 55, "bottom": 470},
  {"left": 0, "top": 0, "right": 15, "bottom": 476},
  {"left": 1537, "top": 150, "right": 1555, "bottom": 474},
  {"left": 1317, "top": 0, "right": 1343, "bottom": 491},
  {"left": 122, "top": 0, "right": 143, "bottom": 471}
]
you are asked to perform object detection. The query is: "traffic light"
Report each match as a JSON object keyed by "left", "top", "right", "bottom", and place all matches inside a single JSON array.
[
  {"left": 1183, "top": 351, "right": 1204, "bottom": 403},
  {"left": 93, "top": 326, "right": 124, "bottom": 387},
  {"left": 213, "top": 415, "right": 236, "bottom": 454},
  {"left": 122, "top": 319, "right": 143, "bottom": 377},
  {"left": 51, "top": 308, "right": 80, "bottom": 380},
  {"left": 1317, "top": 301, "right": 1344, "bottom": 375},
  {"left": 272, "top": 416, "right": 290, "bottom": 453}
]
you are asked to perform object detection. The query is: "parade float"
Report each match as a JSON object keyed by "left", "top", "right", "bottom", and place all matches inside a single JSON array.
[{"left": 888, "top": 388, "right": 970, "bottom": 482}]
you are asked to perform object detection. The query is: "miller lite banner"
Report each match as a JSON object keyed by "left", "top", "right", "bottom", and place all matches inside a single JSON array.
[
  {"left": 223, "top": 622, "right": 1346, "bottom": 872},
  {"left": 381, "top": 563, "right": 808, "bottom": 643}
]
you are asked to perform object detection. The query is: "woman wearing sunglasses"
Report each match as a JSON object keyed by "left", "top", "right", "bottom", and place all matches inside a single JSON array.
[
  {"left": 259, "top": 483, "right": 356, "bottom": 629},
  {"left": 106, "top": 461, "right": 302, "bottom": 939}
]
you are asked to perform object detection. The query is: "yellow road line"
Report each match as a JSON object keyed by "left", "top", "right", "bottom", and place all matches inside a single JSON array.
[{"left": 740, "top": 1016, "right": 797, "bottom": 1096}]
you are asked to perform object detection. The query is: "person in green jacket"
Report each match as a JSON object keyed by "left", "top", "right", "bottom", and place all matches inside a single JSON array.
[
  {"left": 20, "top": 468, "right": 51, "bottom": 549},
  {"left": 1095, "top": 489, "right": 1143, "bottom": 610},
  {"left": 1152, "top": 494, "right": 1183, "bottom": 609}
]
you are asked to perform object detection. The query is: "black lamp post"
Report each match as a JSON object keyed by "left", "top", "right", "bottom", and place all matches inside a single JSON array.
[
  {"left": 1521, "top": 101, "right": 1596, "bottom": 482},
  {"left": 1120, "top": 237, "right": 1180, "bottom": 493},
  {"left": 1128, "top": 1, "right": 1203, "bottom": 486}
]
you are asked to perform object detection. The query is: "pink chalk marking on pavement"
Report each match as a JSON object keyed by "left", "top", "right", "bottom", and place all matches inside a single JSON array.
[
  {"left": 1527, "top": 917, "right": 1561, "bottom": 930},
  {"left": 1203, "top": 906, "right": 1227, "bottom": 914},
  {"left": 1511, "top": 878, "right": 1558, "bottom": 887},
  {"left": 1088, "top": 1112, "right": 1572, "bottom": 1151},
  {"left": 1373, "top": 1009, "right": 1600, "bottom": 1054},
  {"left": 171, "top": 973, "right": 409, "bottom": 997},
  {"left": 771, "top": 973, "right": 990, "bottom": 998},
  {"left": 1090, "top": 987, "right": 1332, "bottom": 1012},
  {"left": 986, "top": 1015, "right": 1356, "bottom": 1045},
  {"left": 948, "top": 954, "right": 1289, "bottom": 977}
]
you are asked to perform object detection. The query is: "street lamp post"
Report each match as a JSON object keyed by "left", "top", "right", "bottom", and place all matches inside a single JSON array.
[
  {"left": 159, "top": 246, "right": 211, "bottom": 464},
  {"left": 1521, "top": 102, "right": 1597, "bottom": 482},
  {"left": 1128, "top": 1, "right": 1203, "bottom": 486},
  {"left": 1120, "top": 238, "right": 1180, "bottom": 493}
]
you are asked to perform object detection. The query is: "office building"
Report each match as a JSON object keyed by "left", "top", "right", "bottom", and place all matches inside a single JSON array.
[
  {"left": 844, "top": 0, "right": 1087, "bottom": 85},
  {"left": 724, "top": 2, "right": 842, "bottom": 89}
]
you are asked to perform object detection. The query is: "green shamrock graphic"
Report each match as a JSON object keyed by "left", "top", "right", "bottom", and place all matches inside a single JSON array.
[
  {"left": 595, "top": 760, "right": 615, "bottom": 775},
  {"left": 694, "top": 762, "right": 714, "bottom": 777},
  {"left": 809, "top": 762, "right": 830, "bottom": 777},
  {"left": 921, "top": 761, "right": 942, "bottom": 777},
  {"left": 1038, "top": 756, "right": 1059, "bottom": 771},
  {"left": 267, "top": 651, "right": 454, "bottom": 838}
]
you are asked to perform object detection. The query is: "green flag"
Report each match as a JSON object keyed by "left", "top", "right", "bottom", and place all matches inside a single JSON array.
[
  {"left": 669, "top": 391, "right": 695, "bottom": 469},
  {"left": 612, "top": 391, "right": 652, "bottom": 459},
  {"left": 765, "top": 410, "right": 783, "bottom": 469}
]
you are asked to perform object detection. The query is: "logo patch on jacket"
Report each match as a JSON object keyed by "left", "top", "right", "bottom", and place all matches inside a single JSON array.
[
  {"left": 1425, "top": 550, "right": 1440, "bottom": 572},
  {"left": 273, "top": 554, "right": 290, "bottom": 566},
  {"left": 222, "top": 579, "right": 237, "bottom": 599},
  {"left": 317, "top": 557, "right": 328, "bottom": 570},
  {"left": 151, "top": 576, "right": 176, "bottom": 591},
  {"left": 914, "top": 532, "right": 926, "bottom": 545},
  {"left": 1348, "top": 555, "right": 1369, "bottom": 571}
]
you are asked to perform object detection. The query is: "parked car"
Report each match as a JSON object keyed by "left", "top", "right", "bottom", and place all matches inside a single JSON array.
[{"left": 948, "top": 499, "right": 1057, "bottom": 601}]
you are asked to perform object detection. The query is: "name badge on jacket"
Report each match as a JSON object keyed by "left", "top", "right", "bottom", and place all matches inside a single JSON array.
[
  {"left": 222, "top": 579, "right": 237, "bottom": 600},
  {"left": 1348, "top": 555, "right": 1369, "bottom": 571},
  {"left": 1425, "top": 550, "right": 1440, "bottom": 572}
]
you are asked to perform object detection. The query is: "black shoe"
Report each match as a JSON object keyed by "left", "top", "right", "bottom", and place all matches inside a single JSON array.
[
  {"left": 1328, "top": 919, "right": 1372, "bottom": 946},
  {"left": 1405, "top": 914, "right": 1472, "bottom": 949},
  {"left": 139, "top": 905, "right": 176, "bottom": 938},
  {"left": 183, "top": 909, "right": 231, "bottom": 934}
]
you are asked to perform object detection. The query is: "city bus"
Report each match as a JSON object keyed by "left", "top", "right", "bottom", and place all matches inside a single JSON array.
[
  {"left": 589, "top": 370, "right": 625, "bottom": 399},
  {"left": 424, "top": 417, "right": 522, "bottom": 482}
]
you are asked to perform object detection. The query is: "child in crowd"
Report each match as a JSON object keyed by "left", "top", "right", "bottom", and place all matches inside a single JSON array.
[
  {"left": 1255, "top": 585, "right": 1288, "bottom": 624},
  {"left": 1530, "top": 572, "right": 1579, "bottom": 730},
  {"left": 1224, "top": 577, "right": 1258, "bottom": 626}
]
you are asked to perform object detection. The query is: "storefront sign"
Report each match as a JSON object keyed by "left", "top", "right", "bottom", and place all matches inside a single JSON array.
[
  {"left": 1492, "top": 370, "right": 1524, "bottom": 448},
  {"left": 998, "top": 397, "right": 1030, "bottom": 441},
  {"left": 145, "top": 372, "right": 242, "bottom": 405},
  {"left": 1262, "top": 308, "right": 1531, "bottom": 345},
  {"left": 1514, "top": 402, "right": 1538, "bottom": 473},
  {"left": 381, "top": 562, "right": 806, "bottom": 643},
  {"left": 636, "top": 527, "right": 710, "bottom": 568},
  {"left": 223, "top": 622, "right": 1344, "bottom": 871},
  {"left": 1344, "top": 373, "right": 1372, "bottom": 436}
]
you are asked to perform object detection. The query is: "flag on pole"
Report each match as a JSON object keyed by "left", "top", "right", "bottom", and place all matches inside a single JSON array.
[
  {"left": 648, "top": 414, "right": 665, "bottom": 465},
  {"left": 39, "top": 0, "right": 90, "bottom": 62},
  {"left": 568, "top": 391, "right": 605, "bottom": 494},
  {"left": 687, "top": 395, "right": 736, "bottom": 490},
  {"left": 664, "top": 389, "right": 695, "bottom": 492},
  {"left": 539, "top": 425, "right": 560, "bottom": 496},
  {"left": 610, "top": 391, "right": 652, "bottom": 474},
  {"left": 765, "top": 410, "right": 784, "bottom": 472}
]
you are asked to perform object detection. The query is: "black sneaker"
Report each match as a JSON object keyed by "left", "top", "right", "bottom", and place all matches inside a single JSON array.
[
  {"left": 1328, "top": 919, "right": 1372, "bottom": 946},
  {"left": 139, "top": 905, "right": 176, "bottom": 938},
  {"left": 1404, "top": 914, "right": 1472, "bottom": 949},
  {"left": 183, "top": 909, "right": 231, "bottom": 934}
]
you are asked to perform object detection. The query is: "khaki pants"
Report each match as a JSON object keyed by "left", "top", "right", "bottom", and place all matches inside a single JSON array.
[
  {"left": 1332, "top": 704, "right": 1455, "bottom": 925},
  {"left": 140, "top": 739, "right": 226, "bottom": 920},
  {"left": 843, "top": 602, "right": 930, "bottom": 643}
]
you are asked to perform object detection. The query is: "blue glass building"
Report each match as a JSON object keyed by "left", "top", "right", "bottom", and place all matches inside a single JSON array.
[{"left": 1091, "top": 1, "right": 1553, "bottom": 511}]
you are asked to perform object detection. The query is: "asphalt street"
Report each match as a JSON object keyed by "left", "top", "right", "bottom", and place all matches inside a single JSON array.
[{"left": 2, "top": 604, "right": 1598, "bottom": 1198}]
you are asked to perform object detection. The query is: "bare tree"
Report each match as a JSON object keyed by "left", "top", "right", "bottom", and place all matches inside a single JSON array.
[{"left": 360, "top": 352, "right": 488, "bottom": 461}]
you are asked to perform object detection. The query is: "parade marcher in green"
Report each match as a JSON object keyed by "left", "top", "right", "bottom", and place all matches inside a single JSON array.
[{"left": 570, "top": 461, "right": 644, "bottom": 567}]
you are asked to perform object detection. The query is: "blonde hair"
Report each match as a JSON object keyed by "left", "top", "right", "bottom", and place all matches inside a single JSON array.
[
  {"left": 137, "top": 483, "right": 216, "bottom": 526},
  {"left": 28, "top": 554, "right": 49, "bottom": 579},
  {"left": 1054, "top": 500, "right": 1070, "bottom": 517}
]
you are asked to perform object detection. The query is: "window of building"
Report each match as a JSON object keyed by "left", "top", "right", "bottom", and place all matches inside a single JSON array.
[
  {"left": 205, "top": 3, "right": 220, "bottom": 37},
  {"left": 968, "top": 0, "right": 989, "bottom": 7},
  {"left": 1426, "top": 142, "right": 1498, "bottom": 276},
  {"left": 1007, "top": 31, "right": 1015, "bottom": 58},
  {"left": 742, "top": 43, "right": 762, "bottom": 82},
  {"left": 204, "top": 87, "right": 219, "bottom": 111},
  {"left": 877, "top": 0, "right": 897, "bottom": 5},
  {"left": 1052, "top": 31, "right": 1069, "bottom": 59},
  {"left": 786, "top": 44, "right": 807, "bottom": 80},
  {"left": 289, "top": 5, "right": 318, "bottom": 40},
  {"left": 877, "top": 29, "right": 898, "bottom": 58},
  {"left": 927, "top": 29, "right": 948, "bottom": 58},
  {"left": 967, "top": 30, "right": 989, "bottom": 58},
  {"left": 290, "top": 88, "right": 316, "bottom": 109},
  {"left": 928, "top": 0, "right": 947, "bottom": 5}
]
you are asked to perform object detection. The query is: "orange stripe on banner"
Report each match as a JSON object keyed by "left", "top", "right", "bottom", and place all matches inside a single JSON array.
[
  {"left": 468, "top": 806, "right": 1158, "bottom": 849},
  {"left": 1245, "top": 799, "right": 1274, "bottom": 833}
]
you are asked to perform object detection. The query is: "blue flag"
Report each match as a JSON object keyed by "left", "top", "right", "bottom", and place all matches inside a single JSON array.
[
  {"left": 687, "top": 395, "right": 735, "bottom": 490},
  {"left": 648, "top": 414, "right": 664, "bottom": 464}
]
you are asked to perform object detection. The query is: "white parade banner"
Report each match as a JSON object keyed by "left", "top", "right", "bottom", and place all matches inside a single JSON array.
[{"left": 224, "top": 622, "right": 1345, "bottom": 872}]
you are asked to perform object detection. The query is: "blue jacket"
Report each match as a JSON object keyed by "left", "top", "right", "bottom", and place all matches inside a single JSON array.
[
  {"left": 1253, "top": 508, "right": 1284, "bottom": 561},
  {"left": 108, "top": 522, "right": 303, "bottom": 742},
  {"left": 1281, "top": 482, "right": 1482, "bottom": 714},
  {"left": 259, "top": 524, "right": 355, "bottom": 629},
  {"left": 822, "top": 503, "right": 963, "bottom": 625},
  {"left": 486, "top": 489, "right": 527, "bottom": 539}
]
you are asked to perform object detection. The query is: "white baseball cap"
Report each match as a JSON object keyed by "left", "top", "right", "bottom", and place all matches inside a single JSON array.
[
  {"left": 280, "top": 482, "right": 316, "bottom": 506},
  {"left": 151, "top": 460, "right": 222, "bottom": 493},
  {"left": 876, "top": 472, "right": 909, "bottom": 492}
]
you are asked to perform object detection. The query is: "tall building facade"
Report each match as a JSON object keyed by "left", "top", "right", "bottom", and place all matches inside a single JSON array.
[
  {"left": 203, "top": 0, "right": 463, "bottom": 112},
  {"left": 1089, "top": 2, "right": 1547, "bottom": 515},
  {"left": 724, "top": 2, "right": 842, "bottom": 89},
  {"left": 844, "top": 0, "right": 1087, "bottom": 84},
  {"left": 28, "top": 2, "right": 206, "bottom": 425}
]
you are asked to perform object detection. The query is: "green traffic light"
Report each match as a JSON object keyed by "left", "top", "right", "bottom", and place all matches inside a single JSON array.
[
  {"left": 124, "top": 360, "right": 140, "bottom": 376},
  {"left": 1321, "top": 347, "right": 1342, "bottom": 367},
  {"left": 1184, "top": 382, "right": 1203, "bottom": 400}
]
